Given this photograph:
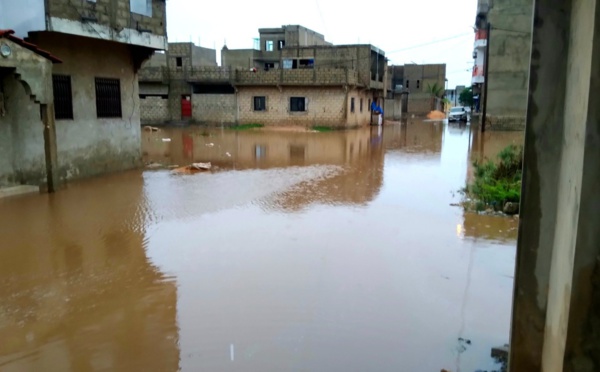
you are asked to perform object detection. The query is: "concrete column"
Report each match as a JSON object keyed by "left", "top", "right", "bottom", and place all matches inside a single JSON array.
[
  {"left": 41, "top": 103, "right": 59, "bottom": 193},
  {"left": 510, "top": 1, "right": 600, "bottom": 371}
]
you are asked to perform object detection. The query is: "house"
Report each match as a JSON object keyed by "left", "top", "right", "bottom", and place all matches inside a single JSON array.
[
  {"left": 472, "top": 0, "right": 533, "bottom": 130},
  {"left": 138, "top": 26, "right": 388, "bottom": 128},
  {"left": 387, "top": 64, "right": 446, "bottom": 115},
  {"left": 0, "top": 0, "right": 167, "bottom": 190}
]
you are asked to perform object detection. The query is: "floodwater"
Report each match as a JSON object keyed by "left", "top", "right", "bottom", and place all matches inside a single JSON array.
[{"left": 0, "top": 121, "right": 524, "bottom": 372}]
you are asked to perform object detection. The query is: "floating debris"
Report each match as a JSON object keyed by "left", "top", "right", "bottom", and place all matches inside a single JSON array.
[{"left": 172, "top": 162, "right": 212, "bottom": 174}]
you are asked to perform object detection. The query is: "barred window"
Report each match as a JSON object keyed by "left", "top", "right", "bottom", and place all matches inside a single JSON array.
[
  {"left": 95, "top": 78, "right": 122, "bottom": 118},
  {"left": 351, "top": 97, "right": 355, "bottom": 113},
  {"left": 290, "top": 97, "right": 306, "bottom": 112},
  {"left": 52, "top": 75, "right": 73, "bottom": 120},
  {"left": 253, "top": 96, "right": 266, "bottom": 111}
]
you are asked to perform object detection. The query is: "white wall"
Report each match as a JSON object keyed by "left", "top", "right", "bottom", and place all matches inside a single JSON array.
[{"left": 0, "top": 0, "right": 45, "bottom": 37}]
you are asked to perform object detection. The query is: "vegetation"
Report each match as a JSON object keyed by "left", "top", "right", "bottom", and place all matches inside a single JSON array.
[
  {"left": 459, "top": 86, "right": 474, "bottom": 107},
  {"left": 464, "top": 144, "right": 523, "bottom": 212},
  {"left": 312, "top": 125, "right": 335, "bottom": 132},
  {"left": 426, "top": 82, "right": 445, "bottom": 98},
  {"left": 229, "top": 123, "right": 264, "bottom": 130}
]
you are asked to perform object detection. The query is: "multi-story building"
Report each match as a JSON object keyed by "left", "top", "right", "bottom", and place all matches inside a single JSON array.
[
  {"left": 139, "top": 25, "right": 388, "bottom": 128},
  {"left": 387, "top": 64, "right": 446, "bottom": 115},
  {"left": 0, "top": 0, "right": 167, "bottom": 190},
  {"left": 472, "top": 0, "right": 533, "bottom": 130}
]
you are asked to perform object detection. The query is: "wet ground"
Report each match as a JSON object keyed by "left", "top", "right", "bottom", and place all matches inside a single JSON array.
[{"left": 0, "top": 121, "right": 524, "bottom": 372}]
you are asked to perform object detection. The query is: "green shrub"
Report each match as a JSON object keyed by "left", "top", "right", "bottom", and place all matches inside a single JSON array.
[{"left": 467, "top": 144, "right": 523, "bottom": 209}]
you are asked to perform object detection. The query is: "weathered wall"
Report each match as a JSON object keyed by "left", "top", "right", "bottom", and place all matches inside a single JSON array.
[
  {"left": 31, "top": 33, "right": 142, "bottom": 181},
  {"left": 384, "top": 96, "right": 402, "bottom": 120},
  {"left": 221, "top": 49, "right": 258, "bottom": 69},
  {"left": 140, "top": 96, "right": 169, "bottom": 124},
  {"left": 237, "top": 86, "right": 370, "bottom": 127},
  {"left": 46, "top": 0, "right": 167, "bottom": 37},
  {"left": 191, "top": 45, "right": 217, "bottom": 66},
  {"left": 0, "top": 73, "right": 45, "bottom": 186},
  {"left": 191, "top": 94, "right": 236, "bottom": 124},
  {"left": 346, "top": 90, "right": 373, "bottom": 127},
  {"left": 403, "top": 64, "right": 446, "bottom": 94},
  {"left": 485, "top": 0, "right": 534, "bottom": 130},
  {"left": 407, "top": 93, "right": 433, "bottom": 114}
]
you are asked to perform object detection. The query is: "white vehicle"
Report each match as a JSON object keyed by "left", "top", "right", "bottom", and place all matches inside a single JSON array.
[{"left": 448, "top": 106, "right": 469, "bottom": 122}]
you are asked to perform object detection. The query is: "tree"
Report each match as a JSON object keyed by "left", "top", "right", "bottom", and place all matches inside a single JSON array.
[
  {"left": 459, "top": 86, "right": 474, "bottom": 107},
  {"left": 426, "top": 82, "right": 445, "bottom": 110}
]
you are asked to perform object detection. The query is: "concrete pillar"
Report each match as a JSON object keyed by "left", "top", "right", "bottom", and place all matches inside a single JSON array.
[
  {"left": 510, "top": 0, "right": 600, "bottom": 371},
  {"left": 41, "top": 103, "right": 59, "bottom": 192}
]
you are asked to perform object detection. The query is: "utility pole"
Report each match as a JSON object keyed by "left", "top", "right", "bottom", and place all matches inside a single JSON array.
[{"left": 481, "top": 22, "right": 491, "bottom": 132}]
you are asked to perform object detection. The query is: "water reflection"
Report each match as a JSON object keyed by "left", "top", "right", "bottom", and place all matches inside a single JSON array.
[
  {"left": 0, "top": 122, "right": 523, "bottom": 372},
  {"left": 0, "top": 174, "right": 179, "bottom": 372}
]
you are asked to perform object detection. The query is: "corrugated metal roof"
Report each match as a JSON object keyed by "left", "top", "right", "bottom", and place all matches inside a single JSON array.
[{"left": 0, "top": 29, "right": 62, "bottom": 63}]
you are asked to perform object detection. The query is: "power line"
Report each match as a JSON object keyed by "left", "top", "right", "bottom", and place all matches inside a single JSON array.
[{"left": 386, "top": 32, "right": 473, "bottom": 54}]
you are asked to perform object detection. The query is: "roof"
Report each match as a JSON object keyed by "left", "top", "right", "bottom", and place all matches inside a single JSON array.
[{"left": 0, "top": 30, "right": 62, "bottom": 63}]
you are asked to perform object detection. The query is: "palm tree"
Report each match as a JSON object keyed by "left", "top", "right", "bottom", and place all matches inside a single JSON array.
[{"left": 426, "top": 82, "right": 445, "bottom": 111}]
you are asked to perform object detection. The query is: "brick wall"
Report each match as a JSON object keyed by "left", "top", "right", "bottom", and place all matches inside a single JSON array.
[
  {"left": 237, "top": 86, "right": 370, "bottom": 127},
  {"left": 191, "top": 94, "right": 236, "bottom": 124},
  {"left": 141, "top": 96, "right": 169, "bottom": 124},
  {"left": 47, "top": 0, "right": 166, "bottom": 36},
  {"left": 407, "top": 93, "right": 433, "bottom": 114}
]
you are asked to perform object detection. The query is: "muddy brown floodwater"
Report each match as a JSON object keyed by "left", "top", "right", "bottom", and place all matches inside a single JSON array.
[{"left": 0, "top": 121, "right": 524, "bottom": 372}]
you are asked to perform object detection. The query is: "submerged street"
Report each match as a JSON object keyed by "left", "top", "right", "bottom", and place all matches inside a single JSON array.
[{"left": 0, "top": 122, "right": 523, "bottom": 371}]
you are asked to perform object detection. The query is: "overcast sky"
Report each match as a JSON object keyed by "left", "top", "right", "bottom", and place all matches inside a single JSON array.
[{"left": 166, "top": 0, "right": 477, "bottom": 88}]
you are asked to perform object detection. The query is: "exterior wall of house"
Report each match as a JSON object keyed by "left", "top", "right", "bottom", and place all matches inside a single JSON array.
[
  {"left": 141, "top": 96, "right": 169, "bottom": 124},
  {"left": 221, "top": 49, "right": 258, "bottom": 69},
  {"left": 237, "top": 86, "right": 371, "bottom": 127},
  {"left": 0, "top": 73, "right": 47, "bottom": 186},
  {"left": 191, "top": 94, "right": 236, "bottom": 124},
  {"left": 30, "top": 33, "right": 142, "bottom": 181}
]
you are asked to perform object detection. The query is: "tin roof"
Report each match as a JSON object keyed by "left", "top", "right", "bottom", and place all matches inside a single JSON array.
[{"left": 0, "top": 29, "right": 62, "bottom": 63}]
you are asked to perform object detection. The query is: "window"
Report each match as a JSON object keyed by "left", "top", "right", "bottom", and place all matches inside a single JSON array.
[
  {"left": 130, "top": 0, "right": 152, "bottom": 17},
  {"left": 253, "top": 96, "right": 266, "bottom": 111},
  {"left": 350, "top": 98, "right": 355, "bottom": 113},
  {"left": 417, "top": 80, "right": 420, "bottom": 89},
  {"left": 360, "top": 98, "right": 363, "bottom": 113},
  {"left": 298, "top": 59, "right": 314, "bottom": 69},
  {"left": 368, "top": 99, "right": 371, "bottom": 111},
  {"left": 95, "top": 78, "right": 122, "bottom": 118},
  {"left": 278, "top": 40, "right": 285, "bottom": 50},
  {"left": 176, "top": 57, "right": 182, "bottom": 67},
  {"left": 406, "top": 80, "right": 410, "bottom": 89},
  {"left": 266, "top": 40, "right": 274, "bottom": 52},
  {"left": 52, "top": 75, "right": 73, "bottom": 120},
  {"left": 290, "top": 97, "right": 306, "bottom": 112},
  {"left": 264, "top": 63, "right": 275, "bottom": 71}
]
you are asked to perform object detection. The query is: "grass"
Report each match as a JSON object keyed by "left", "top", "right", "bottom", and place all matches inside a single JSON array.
[
  {"left": 312, "top": 125, "right": 335, "bottom": 132},
  {"left": 463, "top": 144, "right": 523, "bottom": 212},
  {"left": 229, "top": 123, "right": 264, "bottom": 130}
]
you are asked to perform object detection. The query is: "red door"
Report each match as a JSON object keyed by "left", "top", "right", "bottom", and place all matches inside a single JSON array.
[{"left": 181, "top": 95, "right": 192, "bottom": 119}]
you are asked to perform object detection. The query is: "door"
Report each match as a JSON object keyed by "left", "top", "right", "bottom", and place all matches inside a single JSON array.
[{"left": 181, "top": 95, "right": 192, "bottom": 119}]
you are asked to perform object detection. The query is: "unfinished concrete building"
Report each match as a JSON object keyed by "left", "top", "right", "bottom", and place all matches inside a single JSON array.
[
  {"left": 473, "top": 0, "right": 534, "bottom": 130},
  {"left": 139, "top": 26, "right": 388, "bottom": 128},
  {"left": 387, "top": 64, "right": 446, "bottom": 115},
  {"left": 0, "top": 0, "right": 167, "bottom": 190}
]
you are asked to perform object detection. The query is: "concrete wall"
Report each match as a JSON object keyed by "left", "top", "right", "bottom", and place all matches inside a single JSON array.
[
  {"left": 404, "top": 64, "right": 446, "bottom": 94},
  {"left": 384, "top": 96, "right": 403, "bottom": 120},
  {"left": 30, "top": 33, "right": 142, "bottom": 181},
  {"left": 191, "top": 94, "right": 236, "bottom": 124},
  {"left": 407, "top": 93, "right": 434, "bottom": 115},
  {"left": 0, "top": 72, "right": 47, "bottom": 185},
  {"left": 140, "top": 96, "right": 169, "bottom": 124},
  {"left": 46, "top": 0, "right": 167, "bottom": 37},
  {"left": 485, "top": 0, "right": 534, "bottom": 130},
  {"left": 221, "top": 49, "right": 258, "bottom": 69},
  {"left": 191, "top": 45, "right": 217, "bottom": 66},
  {"left": 237, "top": 86, "right": 371, "bottom": 127}
]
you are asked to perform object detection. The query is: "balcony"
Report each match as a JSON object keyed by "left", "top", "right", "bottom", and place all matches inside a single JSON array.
[{"left": 474, "top": 29, "right": 488, "bottom": 48}]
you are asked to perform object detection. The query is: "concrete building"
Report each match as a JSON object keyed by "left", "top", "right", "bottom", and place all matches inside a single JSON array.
[
  {"left": 387, "top": 64, "right": 446, "bottom": 115},
  {"left": 221, "top": 25, "right": 332, "bottom": 71},
  {"left": 139, "top": 26, "right": 388, "bottom": 128},
  {"left": 472, "top": 0, "right": 533, "bottom": 130},
  {"left": 0, "top": 0, "right": 167, "bottom": 190}
]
